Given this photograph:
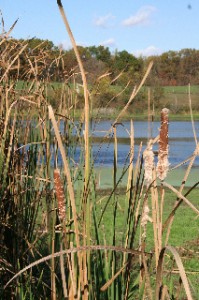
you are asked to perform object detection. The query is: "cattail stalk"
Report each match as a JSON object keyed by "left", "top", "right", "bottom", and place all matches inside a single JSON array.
[{"left": 157, "top": 108, "right": 169, "bottom": 180}]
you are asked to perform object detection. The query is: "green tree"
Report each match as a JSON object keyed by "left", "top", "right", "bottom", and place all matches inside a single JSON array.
[
  {"left": 112, "top": 50, "right": 140, "bottom": 72},
  {"left": 87, "top": 45, "right": 111, "bottom": 65}
]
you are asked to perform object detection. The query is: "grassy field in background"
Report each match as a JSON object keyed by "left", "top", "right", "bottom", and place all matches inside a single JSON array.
[
  {"left": 95, "top": 187, "right": 199, "bottom": 247},
  {"left": 94, "top": 186, "right": 199, "bottom": 296},
  {"left": 13, "top": 80, "right": 199, "bottom": 120},
  {"left": 163, "top": 85, "right": 199, "bottom": 94},
  {"left": 14, "top": 80, "right": 199, "bottom": 94}
]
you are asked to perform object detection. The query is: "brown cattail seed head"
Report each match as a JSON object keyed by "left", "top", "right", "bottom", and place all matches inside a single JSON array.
[
  {"left": 54, "top": 169, "right": 66, "bottom": 221},
  {"left": 157, "top": 108, "right": 169, "bottom": 180}
]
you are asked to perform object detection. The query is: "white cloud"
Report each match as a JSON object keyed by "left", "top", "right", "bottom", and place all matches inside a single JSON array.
[
  {"left": 59, "top": 40, "right": 72, "bottom": 50},
  {"left": 59, "top": 40, "right": 88, "bottom": 50},
  {"left": 133, "top": 45, "right": 162, "bottom": 57},
  {"left": 100, "top": 38, "right": 116, "bottom": 48},
  {"left": 94, "top": 14, "right": 115, "bottom": 28},
  {"left": 122, "top": 6, "right": 156, "bottom": 27}
]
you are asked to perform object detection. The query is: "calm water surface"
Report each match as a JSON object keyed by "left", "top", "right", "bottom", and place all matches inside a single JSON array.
[{"left": 90, "top": 120, "right": 199, "bottom": 168}]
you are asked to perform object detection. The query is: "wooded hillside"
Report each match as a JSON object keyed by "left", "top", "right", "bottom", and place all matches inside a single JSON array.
[{"left": 1, "top": 38, "right": 199, "bottom": 86}]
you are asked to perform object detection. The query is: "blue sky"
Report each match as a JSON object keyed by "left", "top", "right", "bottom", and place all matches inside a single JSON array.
[{"left": 0, "top": 1, "right": 198, "bottom": 56}]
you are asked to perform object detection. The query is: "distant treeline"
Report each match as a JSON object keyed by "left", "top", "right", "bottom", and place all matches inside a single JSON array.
[{"left": 1, "top": 37, "right": 199, "bottom": 87}]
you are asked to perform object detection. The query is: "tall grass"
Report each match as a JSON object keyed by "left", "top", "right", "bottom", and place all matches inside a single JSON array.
[{"left": 0, "top": 5, "right": 199, "bottom": 300}]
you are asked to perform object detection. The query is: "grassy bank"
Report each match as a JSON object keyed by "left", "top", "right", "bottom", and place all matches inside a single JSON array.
[
  {"left": 91, "top": 111, "right": 199, "bottom": 121},
  {"left": 94, "top": 166, "right": 199, "bottom": 189}
]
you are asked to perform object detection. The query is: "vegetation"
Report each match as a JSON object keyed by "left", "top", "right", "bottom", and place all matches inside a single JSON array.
[
  {"left": 3, "top": 38, "right": 199, "bottom": 86},
  {"left": 0, "top": 3, "right": 199, "bottom": 300},
  {"left": 2, "top": 27, "right": 199, "bottom": 116}
]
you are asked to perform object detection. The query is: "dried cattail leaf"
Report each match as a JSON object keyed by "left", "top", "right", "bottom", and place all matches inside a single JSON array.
[
  {"left": 157, "top": 108, "right": 169, "bottom": 180},
  {"left": 54, "top": 168, "right": 66, "bottom": 221}
]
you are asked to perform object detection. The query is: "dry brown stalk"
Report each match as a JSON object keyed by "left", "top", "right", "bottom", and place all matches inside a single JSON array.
[
  {"left": 51, "top": 234, "right": 56, "bottom": 300},
  {"left": 157, "top": 108, "right": 169, "bottom": 181},
  {"left": 1, "top": 100, "right": 18, "bottom": 148},
  {"left": 0, "top": 43, "right": 27, "bottom": 84},
  {"left": 0, "top": 19, "right": 18, "bottom": 43},
  {"left": 151, "top": 172, "right": 161, "bottom": 268},
  {"left": 127, "top": 120, "right": 134, "bottom": 185},
  {"left": 141, "top": 253, "right": 153, "bottom": 300},
  {"left": 56, "top": 0, "right": 90, "bottom": 182},
  {"left": 160, "top": 285, "right": 171, "bottom": 300},
  {"left": 60, "top": 243, "right": 68, "bottom": 298},
  {"left": 56, "top": 3, "right": 90, "bottom": 295},
  {"left": 188, "top": 83, "right": 198, "bottom": 146},
  {"left": 54, "top": 169, "right": 66, "bottom": 221}
]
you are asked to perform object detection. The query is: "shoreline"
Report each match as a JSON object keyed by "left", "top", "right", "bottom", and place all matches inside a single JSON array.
[
  {"left": 94, "top": 166, "right": 199, "bottom": 189},
  {"left": 90, "top": 113, "right": 199, "bottom": 122}
]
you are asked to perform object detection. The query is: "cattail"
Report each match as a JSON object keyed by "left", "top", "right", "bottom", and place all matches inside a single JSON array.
[
  {"left": 157, "top": 108, "right": 169, "bottom": 180},
  {"left": 54, "top": 168, "right": 66, "bottom": 221},
  {"left": 143, "top": 141, "right": 154, "bottom": 186}
]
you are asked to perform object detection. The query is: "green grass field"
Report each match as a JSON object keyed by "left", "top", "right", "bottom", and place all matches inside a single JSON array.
[
  {"left": 163, "top": 85, "right": 199, "bottom": 94},
  {"left": 95, "top": 187, "right": 199, "bottom": 245},
  {"left": 94, "top": 186, "right": 199, "bottom": 297},
  {"left": 94, "top": 167, "right": 199, "bottom": 189}
]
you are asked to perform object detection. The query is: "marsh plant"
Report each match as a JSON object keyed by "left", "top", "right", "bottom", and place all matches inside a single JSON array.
[{"left": 0, "top": 2, "right": 199, "bottom": 299}]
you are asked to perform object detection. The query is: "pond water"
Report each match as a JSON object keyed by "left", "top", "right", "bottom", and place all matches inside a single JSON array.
[
  {"left": 90, "top": 120, "right": 199, "bottom": 168},
  {"left": 57, "top": 120, "right": 199, "bottom": 187}
]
